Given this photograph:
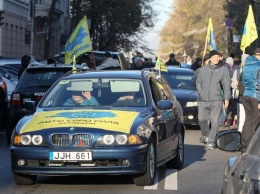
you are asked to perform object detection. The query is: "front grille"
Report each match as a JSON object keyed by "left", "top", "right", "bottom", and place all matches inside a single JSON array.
[
  {"left": 52, "top": 134, "right": 69, "bottom": 146},
  {"left": 72, "top": 134, "right": 92, "bottom": 146},
  {"left": 51, "top": 134, "right": 92, "bottom": 146}
]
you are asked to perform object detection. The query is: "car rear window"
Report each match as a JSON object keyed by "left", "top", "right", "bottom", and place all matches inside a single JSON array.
[{"left": 18, "top": 68, "right": 71, "bottom": 88}]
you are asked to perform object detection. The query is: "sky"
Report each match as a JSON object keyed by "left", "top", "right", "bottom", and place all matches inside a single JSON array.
[{"left": 141, "top": 0, "right": 173, "bottom": 55}]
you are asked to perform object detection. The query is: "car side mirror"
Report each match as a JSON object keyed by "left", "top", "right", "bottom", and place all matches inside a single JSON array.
[
  {"left": 215, "top": 131, "right": 241, "bottom": 152},
  {"left": 24, "top": 101, "right": 36, "bottom": 111},
  {"left": 157, "top": 100, "right": 173, "bottom": 110}
]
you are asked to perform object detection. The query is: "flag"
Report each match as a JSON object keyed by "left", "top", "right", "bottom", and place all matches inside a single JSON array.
[
  {"left": 65, "top": 16, "right": 92, "bottom": 64},
  {"left": 72, "top": 55, "right": 77, "bottom": 71},
  {"left": 240, "top": 5, "right": 258, "bottom": 52},
  {"left": 206, "top": 18, "right": 217, "bottom": 51},
  {"left": 155, "top": 55, "right": 168, "bottom": 72}
]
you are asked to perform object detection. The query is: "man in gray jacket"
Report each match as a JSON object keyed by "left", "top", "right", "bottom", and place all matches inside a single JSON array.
[{"left": 196, "top": 50, "right": 231, "bottom": 150}]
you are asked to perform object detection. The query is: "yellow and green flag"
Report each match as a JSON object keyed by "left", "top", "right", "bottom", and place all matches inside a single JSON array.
[
  {"left": 240, "top": 5, "right": 258, "bottom": 52},
  {"left": 65, "top": 16, "right": 92, "bottom": 64}
]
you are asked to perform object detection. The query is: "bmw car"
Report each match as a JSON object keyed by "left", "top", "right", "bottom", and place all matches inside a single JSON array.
[
  {"left": 10, "top": 69, "right": 185, "bottom": 186},
  {"left": 162, "top": 67, "right": 198, "bottom": 126}
]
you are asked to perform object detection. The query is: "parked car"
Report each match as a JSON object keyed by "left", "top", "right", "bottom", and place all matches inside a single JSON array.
[
  {"left": 0, "top": 66, "right": 18, "bottom": 83},
  {"left": 7, "top": 64, "right": 73, "bottom": 143},
  {"left": 162, "top": 67, "right": 198, "bottom": 126},
  {"left": 54, "top": 51, "right": 130, "bottom": 70},
  {"left": 0, "top": 75, "right": 8, "bottom": 129},
  {"left": 180, "top": 63, "right": 191, "bottom": 69},
  {"left": 10, "top": 69, "right": 185, "bottom": 185},
  {"left": 215, "top": 128, "right": 260, "bottom": 194}
]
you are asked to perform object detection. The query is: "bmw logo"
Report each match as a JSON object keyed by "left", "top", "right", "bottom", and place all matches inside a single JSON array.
[{"left": 69, "top": 127, "right": 75, "bottom": 131}]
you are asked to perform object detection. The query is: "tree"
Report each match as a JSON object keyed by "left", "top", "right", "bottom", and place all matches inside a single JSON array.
[
  {"left": 69, "top": 0, "right": 157, "bottom": 51},
  {"left": 158, "top": 0, "right": 227, "bottom": 61}
]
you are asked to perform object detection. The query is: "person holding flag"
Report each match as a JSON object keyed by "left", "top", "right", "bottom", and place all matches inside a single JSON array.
[{"left": 65, "top": 16, "right": 92, "bottom": 65}]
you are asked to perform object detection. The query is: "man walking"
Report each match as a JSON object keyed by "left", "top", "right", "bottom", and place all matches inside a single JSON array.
[
  {"left": 196, "top": 50, "right": 231, "bottom": 150},
  {"left": 240, "top": 48, "right": 260, "bottom": 151}
]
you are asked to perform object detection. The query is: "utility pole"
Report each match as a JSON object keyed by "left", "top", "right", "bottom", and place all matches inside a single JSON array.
[{"left": 30, "top": 0, "right": 35, "bottom": 56}]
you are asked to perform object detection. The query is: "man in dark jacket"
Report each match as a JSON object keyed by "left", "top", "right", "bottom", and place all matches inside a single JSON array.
[
  {"left": 240, "top": 48, "right": 260, "bottom": 151},
  {"left": 18, "top": 55, "right": 31, "bottom": 80},
  {"left": 191, "top": 57, "right": 202, "bottom": 71},
  {"left": 196, "top": 50, "right": 231, "bottom": 150},
  {"left": 165, "top": 53, "right": 181, "bottom": 67}
]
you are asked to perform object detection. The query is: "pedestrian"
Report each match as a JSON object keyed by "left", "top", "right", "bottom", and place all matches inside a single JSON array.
[
  {"left": 231, "top": 54, "right": 249, "bottom": 132},
  {"left": 224, "top": 57, "right": 239, "bottom": 126},
  {"left": 130, "top": 57, "right": 144, "bottom": 70},
  {"left": 47, "top": 57, "right": 56, "bottom": 65},
  {"left": 191, "top": 57, "right": 202, "bottom": 71},
  {"left": 18, "top": 55, "right": 31, "bottom": 80},
  {"left": 193, "top": 54, "right": 209, "bottom": 86},
  {"left": 196, "top": 50, "right": 231, "bottom": 150},
  {"left": 96, "top": 52, "right": 120, "bottom": 70},
  {"left": 143, "top": 58, "right": 155, "bottom": 68},
  {"left": 240, "top": 48, "right": 260, "bottom": 151},
  {"left": 165, "top": 53, "right": 181, "bottom": 67}
]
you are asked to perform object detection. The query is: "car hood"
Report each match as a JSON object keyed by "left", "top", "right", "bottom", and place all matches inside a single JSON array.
[
  {"left": 172, "top": 89, "right": 197, "bottom": 102},
  {"left": 19, "top": 109, "right": 141, "bottom": 134}
]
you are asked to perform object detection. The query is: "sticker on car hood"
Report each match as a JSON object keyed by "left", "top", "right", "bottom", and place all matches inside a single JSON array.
[{"left": 20, "top": 110, "right": 139, "bottom": 134}]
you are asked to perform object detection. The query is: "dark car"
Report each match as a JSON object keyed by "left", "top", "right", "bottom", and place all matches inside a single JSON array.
[
  {"left": 10, "top": 69, "right": 185, "bottom": 186},
  {"left": 0, "top": 75, "right": 8, "bottom": 129},
  {"left": 7, "top": 64, "right": 73, "bottom": 142},
  {"left": 54, "top": 51, "right": 130, "bottom": 70},
  {"left": 215, "top": 127, "right": 260, "bottom": 194},
  {"left": 162, "top": 67, "right": 198, "bottom": 126}
]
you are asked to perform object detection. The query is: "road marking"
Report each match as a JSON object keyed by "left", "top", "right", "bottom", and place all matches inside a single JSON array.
[
  {"left": 165, "top": 169, "right": 177, "bottom": 190},
  {"left": 144, "top": 169, "right": 178, "bottom": 190},
  {"left": 144, "top": 171, "right": 159, "bottom": 190}
]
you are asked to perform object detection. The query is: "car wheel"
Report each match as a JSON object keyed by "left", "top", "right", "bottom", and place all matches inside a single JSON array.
[
  {"left": 13, "top": 173, "right": 37, "bottom": 185},
  {"left": 134, "top": 139, "right": 156, "bottom": 186},
  {"left": 166, "top": 132, "right": 184, "bottom": 169}
]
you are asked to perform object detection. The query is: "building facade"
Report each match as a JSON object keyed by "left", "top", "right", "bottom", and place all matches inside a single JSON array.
[{"left": 0, "top": 0, "right": 70, "bottom": 60}]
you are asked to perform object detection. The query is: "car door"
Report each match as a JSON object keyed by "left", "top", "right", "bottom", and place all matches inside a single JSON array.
[
  {"left": 148, "top": 76, "right": 176, "bottom": 163},
  {"left": 226, "top": 128, "right": 260, "bottom": 194}
]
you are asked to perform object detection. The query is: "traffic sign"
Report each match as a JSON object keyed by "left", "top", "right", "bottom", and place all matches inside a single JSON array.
[{"left": 225, "top": 18, "right": 233, "bottom": 27}]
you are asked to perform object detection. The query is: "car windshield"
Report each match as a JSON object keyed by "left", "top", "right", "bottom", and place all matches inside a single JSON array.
[
  {"left": 19, "top": 68, "right": 70, "bottom": 88},
  {"left": 162, "top": 73, "right": 195, "bottom": 90},
  {"left": 40, "top": 78, "right": 146, "bottom": 108}
]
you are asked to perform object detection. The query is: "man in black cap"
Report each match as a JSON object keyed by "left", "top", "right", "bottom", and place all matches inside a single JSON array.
[
  {"left": 96, "top": 52, "right": 121, "bottom": 70},
  {"left": 196, "top": 50, "right": 231, "bottom": 150},
  {"left": 165, "top": 53, "right": 181, "bottom": 67},
  {"left": 18, "top": 55, "right": 31, "bottom": 80},
  {"left": 240, "top": 48, "right": 260, "bottom": 151}
]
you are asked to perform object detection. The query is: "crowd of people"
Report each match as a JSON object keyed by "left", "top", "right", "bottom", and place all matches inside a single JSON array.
[
  {"left": 194, "top": 49, "right": 260, "bottom": 151},
  {"left": 18, "top": 48, "right": 260, "bottom": 152}
]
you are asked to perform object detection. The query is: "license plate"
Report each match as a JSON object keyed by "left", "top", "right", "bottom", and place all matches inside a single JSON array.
[{"left": 49, "top": 152, "right": 92, "bottom": 161}]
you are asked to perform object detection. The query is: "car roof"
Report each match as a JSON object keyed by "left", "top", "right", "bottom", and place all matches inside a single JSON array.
[
  {"left": 27, "top": 63, "right": 73, "bottom": 69},
  {"left": 165, "top": 67, "right": 194, "bottom": 74},
  {"left": 62, "top": 69, "right": 158, "bottom": 80}
]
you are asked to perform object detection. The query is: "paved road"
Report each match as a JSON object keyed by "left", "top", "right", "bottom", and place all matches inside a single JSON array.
[{"left": 0, "top": 127, "right": 240, "bottom": 194}]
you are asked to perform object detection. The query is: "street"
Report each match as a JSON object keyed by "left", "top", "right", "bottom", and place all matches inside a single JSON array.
[{"left": 0, "top": 127, "right": 240, "bottom": 194}]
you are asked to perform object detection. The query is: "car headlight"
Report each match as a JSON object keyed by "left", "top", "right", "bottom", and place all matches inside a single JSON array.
[
  {"left": 13, "top": 134, "right": 44, "bottom": 146},
  {"left": 186, "top": 101, "right": 198, "bottom": 107},
  {"left": 96, "top": 134, "right": 142, "bottom": 146}
]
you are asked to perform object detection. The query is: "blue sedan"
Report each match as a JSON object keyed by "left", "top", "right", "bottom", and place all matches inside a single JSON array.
[{"left": 10, "top": 69, "right": 185, "bottom": 186}]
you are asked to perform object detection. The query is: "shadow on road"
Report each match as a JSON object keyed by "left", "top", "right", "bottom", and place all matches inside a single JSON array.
[{"left": 183, "top": 144, "right": 206, "bottom": 168}]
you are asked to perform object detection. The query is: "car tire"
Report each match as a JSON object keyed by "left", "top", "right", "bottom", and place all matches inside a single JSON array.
[
  {"left": 166, "top": 132, "right": 184, "bottom": 169},
  {"left": 13, "top": 173, "right": 37, "bottom": 185},
  {"left": 133, "top": 139, "right": 156, "bottom": 186}
]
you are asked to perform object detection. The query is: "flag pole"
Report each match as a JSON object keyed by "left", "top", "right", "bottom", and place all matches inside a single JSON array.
[{"left": 202, "top": 34, "right": 208, "bottom": 65}]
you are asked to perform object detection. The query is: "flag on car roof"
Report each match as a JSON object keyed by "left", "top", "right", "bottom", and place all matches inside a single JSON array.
[
  {"left": 65, "top": 16, "right": 92, "bottom": 64},
  {"left": 240, "top": 5, "right": 258, "bottom": 52},
  {"left": 155, "top": 55, "right": 168, "bottom": 73},
  {"left": 206, "top": 18, "right": 217, "bottom": 51}
]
